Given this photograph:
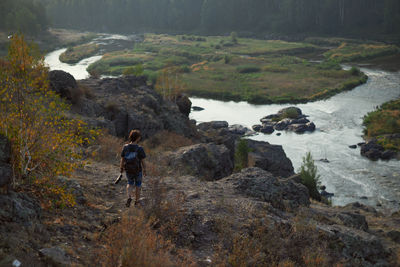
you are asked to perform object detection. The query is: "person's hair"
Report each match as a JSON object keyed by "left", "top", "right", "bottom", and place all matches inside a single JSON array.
[{"left": 128, "top": 129, "right": 141, "bottom": 143}]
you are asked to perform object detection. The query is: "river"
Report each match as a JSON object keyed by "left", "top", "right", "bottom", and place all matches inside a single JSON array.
[{"left": 45, "top": 37, "right": 400, "bottom": 213}]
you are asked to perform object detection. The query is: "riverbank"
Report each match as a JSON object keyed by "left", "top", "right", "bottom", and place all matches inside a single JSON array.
[
  {"left": 0, "top": 28, "right": 97, "bottom": 57},
  {"left": 86, "top": 33, "right": 383, "bottom": 104},
  {"left": 362, "top": 98, "right": 400, "bottom": 158}
]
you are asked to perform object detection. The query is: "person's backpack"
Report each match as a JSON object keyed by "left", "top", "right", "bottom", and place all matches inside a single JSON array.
[{"left": 124, "top": 145, "right": 141, "bottom": 175}]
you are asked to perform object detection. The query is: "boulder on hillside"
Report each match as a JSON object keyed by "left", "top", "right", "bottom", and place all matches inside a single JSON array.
[
  {"left": 176, "top": 94, "right": 192, "bottom": 117},
  {"left": 246, "top": 139, "right": 294, "bottom": 178},
  {"left": 48, "top": 70, "right": 78, "bottom": 100},
  {"left": 0, "top": 191, "right": 41, "bottom": 223},
  {"left": 317, "top": 224, "right": 389, "bottom": 265},
  {"left": 222, "top": 167, "right": 310, "bottom": 210},
  {"left": 199, "top": 127, "right": 236, "bottom": 163},
  {"left": 165, "top": 143, "right": 233, "bottom": 180}
]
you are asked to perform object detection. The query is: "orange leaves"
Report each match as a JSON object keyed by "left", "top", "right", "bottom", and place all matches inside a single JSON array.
[{"left": 0, "top": 33, "right": 101, "bottom": 208}]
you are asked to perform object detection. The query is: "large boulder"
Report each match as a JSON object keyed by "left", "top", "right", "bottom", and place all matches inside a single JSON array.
[
  {"left": 0, "top": 191, "right": 41, "bottom": 223},
  {"left": 246, "top": 139, "right": 294, "bottom": 178},
  {"left": 165, "top": 143, "right": 233, "bottom": 180},
  {"left": 176, "top": 94, "right": 192, "bottom": 117},
  {"left": 317, "top": 224, "right": 389, "bottom": 266},
  {"left": 360, "top": 140, "right": 384, "bottom": 161},
  {"left": 221, "top": 167, "right": 310, "bottom": 210},
  {"left": 48, "top": 70, "right": 78, "bottom": 100},
  {"left": 197, "top": 121, "right": 229, "bottom": 131}
]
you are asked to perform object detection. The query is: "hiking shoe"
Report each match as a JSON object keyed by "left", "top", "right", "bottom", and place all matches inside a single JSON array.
[
  {"left": 114, "top": 174, "right": 122, "bottom": 184},
  {"left": 125, "top": 198, "right": 132, "bottom": 207}
]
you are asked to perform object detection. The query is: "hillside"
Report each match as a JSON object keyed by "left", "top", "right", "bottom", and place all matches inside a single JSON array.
[{"left": 1, "top": 72, "right": 399, "bottom": 266}]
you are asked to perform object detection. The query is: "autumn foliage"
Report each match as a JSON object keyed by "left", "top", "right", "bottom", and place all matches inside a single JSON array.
[{"left": 0, "top": 34, "right": 95, "bottom": 207}]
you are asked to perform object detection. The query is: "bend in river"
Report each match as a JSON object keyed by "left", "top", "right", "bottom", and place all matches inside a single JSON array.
[{"left": 45, "top": 37, "right": 400, "bottom": 212}]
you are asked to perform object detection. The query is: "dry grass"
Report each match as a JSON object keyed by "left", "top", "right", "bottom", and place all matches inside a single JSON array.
[
  {"left": 94, "top": 209, "right": 194, "bottom": 267},
  {"left": 92, "top": 133, "right": 124, "bottom": 162},
  {"left": 213, "top": 212, "right": 338, "bottom": 266},
  {"left": 142, "top": 130, "right": 195, "bottom": 156}
]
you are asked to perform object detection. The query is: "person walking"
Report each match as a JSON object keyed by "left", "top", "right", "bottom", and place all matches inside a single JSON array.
[{"left": 118, "top": 129, "right": 146, "bottom": 207}]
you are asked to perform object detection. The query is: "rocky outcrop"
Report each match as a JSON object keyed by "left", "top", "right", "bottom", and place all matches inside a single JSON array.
[
  {"left": 222, "top": 167, "right": 310, "bottom": 210},
  {"left": 0, "top": 191, "right": 41, "bottom": 223},
  {"left": 253, "top": 107, "right": 316, "bottom": 134},
  {"left": 196, "top": 121, "right": 253, "bottom": 163},
  {"left": 165, "top": 143, "right": 233, "bottom": 180},
  {"left": 50, "top": 73, "right": 198, "bottom": 139},
  {"left": 246, "top": 139, "right": 294, "bottom": 178},
  {"left": 197, "top": 121, "right": 228, "bottom": 131},
  {"left": 48, "top": 70, "right": 78, "bottom": 100},
  {"left": 176, "top": 94, "right": 192, "bottom": 117},
  {"left": 0, "top": 135, "right": 12, "bottom": 193},
  {"left": 360, "top": 138, "right": 398, "bottom": 161}
]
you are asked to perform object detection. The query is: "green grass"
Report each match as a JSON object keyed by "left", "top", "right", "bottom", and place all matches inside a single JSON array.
[
  {"left": 87, "top": 33, "right": 372, "bottom": 104},
  {"left": 363, "top": 98, "right": 400, "bottom": 151},
  {"left": 59, "top": 43, "right": 99, "bottom": 64},
  {"left": 324, "top": 42, "right": 399, "bottom": 62}
]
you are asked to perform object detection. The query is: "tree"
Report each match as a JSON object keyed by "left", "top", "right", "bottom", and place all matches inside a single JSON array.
[
  {"left": 299, "top": 152, "right": 321, "bottom": 201},
  {"left": 234, "top": 139, "right": 251, "bottom": 171},
  {"left": 0, "top": 34, "right": 96, "bottom": 207}
]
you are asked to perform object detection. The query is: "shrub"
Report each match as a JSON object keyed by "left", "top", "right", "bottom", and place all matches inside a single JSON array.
[
  {"left": 350, "top": 66, "right": 361, "bottom": 76},
  {"left": 78, "top": 83, "right": 95, "bottom": 99},
  {"left": 317, "top": 60, "right": 341, "bottom": 70},
  {"left": 230, "top": 31, "right": 238, "bottom": 44},
  {"left": 180, "top": 65, "right": 191, "bottom": 73},
  {"left": 236, "top": 65, "right": 261, "bottom": 73},
  {"left": 224, "top": 55, "right": 232, "bottom": 64},
  {"left": 123, "top": 63, "right": 144, "bottom": 76},
  {"left": 299, "top": 152, "right": 321, "bottom": 201},
  {"left": 234, "top": 139, "right": 251, "bottom": 171},
  {"left": 282, "top": 107, "right": 301, "bottom": 119},
  {"left": 0, "top": 34, "right": 98, "bottom": 207}
]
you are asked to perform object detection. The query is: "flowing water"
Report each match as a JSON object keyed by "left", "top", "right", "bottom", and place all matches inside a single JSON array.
[
  {"left": 191, "top": 68, "right": 400, "bottom": 212},
  {"left": 45, "top": 33, "right": 139, "bottom": 79},
  {"left": 45, "top": 36, "right": 400, "bottom": 212}
]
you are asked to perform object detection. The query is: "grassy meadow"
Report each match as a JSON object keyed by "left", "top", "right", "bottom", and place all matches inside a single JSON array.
[
  {"left": 84, "top": 34, "right": 400, "bottom": 104},
  {"left": 59, "top": 42, "right": 99, "bottom": 63},
  {"left": 363, "top": 99, "right": 400, "bottom": 151}
]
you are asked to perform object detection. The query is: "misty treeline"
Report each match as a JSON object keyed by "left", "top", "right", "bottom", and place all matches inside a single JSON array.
[
  {"left": 0, "top": 0, "right": 47, "bottom": 35},
  {"left": 41, "top": 0, "right": 400, "bottom": 36},
  {"left": 1, "top": 0, "right": 400, "bottom": 37}
]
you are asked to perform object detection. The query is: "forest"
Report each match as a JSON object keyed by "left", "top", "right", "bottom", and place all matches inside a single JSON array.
[
  {"left": 0, "top": 0, "right": 48, "bottom": 35},
  {"left": 39, "top": 0, "right": 400, "bottom": 37},
  {"left": 2, "top": 0, "right": 399, "bottom": 38}
]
